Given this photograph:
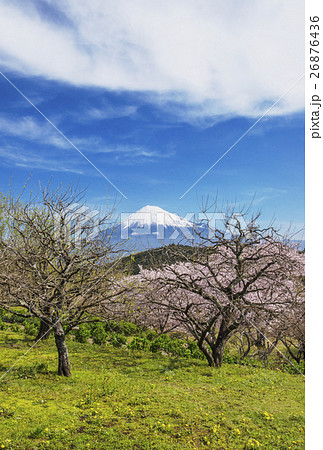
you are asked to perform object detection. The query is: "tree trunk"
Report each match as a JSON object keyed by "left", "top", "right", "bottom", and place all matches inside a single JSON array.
[
  {"left": 241, "top": 332, "right": 251, "bottom": 358},
  {"left": 196, "top": 317, "right": 239, "bottom": 368},
  {"left": 198, "top": 341, "right": 216, "bottom": 367},
  {"left": 255, "top": 330, "right": 267, "bottom": 360},
  {"left": 36, "top": 320, "right": 52, "bottom": 341},
  {"left": 197, "top": 339, "right": 226, "bottom": 368},
  {"left": 54, "top": 322, "right": 71, "bottom": 377},
  {"left": 211, "top": 338, "right": 227, "bottom": 368},
  {"left": 210, "top": 318, "right": 239, "bottom": 367}
]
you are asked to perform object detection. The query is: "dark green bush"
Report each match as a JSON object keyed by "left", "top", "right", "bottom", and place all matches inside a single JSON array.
[
  {"left": 222, "top": 350, "right": 235, "bottom": 364},
  {"left": 109, "top": 333, "right": 127, "bottom": 348},
  {"left": 74, "top": 323, "right": 91, "bottom": 343},
  {"left": 276, "top": 358, "right": 305, "bottom": 375},
  {"left": 10, "top": 323, "right": 21, "bottom": 332},
  {"left": 144, "top": 329, "right": 158, "bottom": 341},
  {"left": 23, "top": 321, "right": 37, "bottom": 336},
  {"left": 187, "top": 341, "right": 204, "bottom": 359},
  {"left": 0, "top": 310, "right": 38, "bottom": 325},
  {"left": 7, "top": 314, "right": 25, "bottom": 324},
  {"left": 169, "top": 340, "right": 191, "bottom": 358},
  {"left": 150, "top": 334, "right": 191, "bottom": 357},
  {"left": 128, "top": 336, "right": 151, "bottom": 351},
  {"left": 0, "top": 312, "right": 15, "bottom": 323},
  {"left": 105, "top": 320, "right": 141, "bottom": 336},
  {"left": 91, "top": 323, "right": 108, "bottom": 345}
]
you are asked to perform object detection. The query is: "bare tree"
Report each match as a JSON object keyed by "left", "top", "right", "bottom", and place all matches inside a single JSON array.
[
  {"left": 136, "top": 206, "right": 304, "bottom": 368},
  {"left": 0, "top": 183, "right": 125, "bottom": 376},
  {"left": 275, "top": 290, "right": 305, "bottom": 364}
]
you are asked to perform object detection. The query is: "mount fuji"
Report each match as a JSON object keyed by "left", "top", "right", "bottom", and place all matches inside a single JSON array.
[
  {"left": 122, "top": 205, "right": 193, "bottom": 232},
  {"left": 108, "top": 205, "right": 203, "bottom": 252}
]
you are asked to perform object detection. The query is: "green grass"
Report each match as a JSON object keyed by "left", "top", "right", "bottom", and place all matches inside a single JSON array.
[{"left": 0, "top": 330, "right": 304, "bottom": 449}]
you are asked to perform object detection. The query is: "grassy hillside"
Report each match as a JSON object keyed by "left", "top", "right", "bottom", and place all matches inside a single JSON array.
[{"left": 0, "top": 329, "right": 304, "bottom": 449}]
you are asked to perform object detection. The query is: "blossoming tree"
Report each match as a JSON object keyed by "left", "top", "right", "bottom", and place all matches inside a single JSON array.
[{"left": 134, "top": 211, "right": 304, "bottom": 368}]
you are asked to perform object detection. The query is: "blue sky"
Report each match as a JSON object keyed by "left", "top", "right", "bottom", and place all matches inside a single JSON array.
[{"left": 0, "top": 0, "right": 304, "bottom": 234}]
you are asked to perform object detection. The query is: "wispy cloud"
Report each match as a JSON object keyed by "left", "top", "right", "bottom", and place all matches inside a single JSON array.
[
  {"left": 86, "top": 104, "right": 138, "bottom": 121},
  {"left": 0, "top": 115, "right": 68, "bottom": 148},
  {"left": 96, "top": 145, "right": 175, "bottom": 166},
  {"left": 0, "top": 146, "right": 83, "bottom": 174},
  {"left": 0, "top": 115, "right": 172, "bottom": 163},
  {"left": 92, "top": 144, "right": 174, "bottom": 158},
  {"left": 244, "top": 187, "right": 288, "bottom": 206},
  {"left": 245, "top": 187, "right": 288, "bottom": 196},
  {"left": 0, "top": 0, "right": 304, "bottom": 121}
]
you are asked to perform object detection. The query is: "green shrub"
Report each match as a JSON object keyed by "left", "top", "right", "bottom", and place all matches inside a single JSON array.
[
  {"left": 122, "top": 322, "right": 140, "bottom": 336},
  {"left": 8, "top": 314, "right": 25, "bottom": 324},
  {"left": 0, "top": 319, "right": 7, "bottom": 330},
  {"left": 109, "top": 333, "right": 127, "bottom": 348},
  {"left": 0, "top": 310, "right": 35, "bottom": 324},
  {"left": 10, "top": 323, "right": 21, "bottom": 332},
  {"left": 150, "top": 335, "right": 190, "bottom": 357},
  {"left": 187, "top": 341, "right": 204, "bottom": 359},
  {"left": 74, "top": 324, "right": 91, "bottom": 343},
  {"left": 222, "top": 350, "right": 235, "bottom": 364},
  {"left": 105, "top": 320, "right": 141, "bottom": 336},
  {"left": 149, "top": 335, "right": 168, "bottom": 353},
  {"left": 278, "top": 359, "right": 305, "bottom": 375},
  {"left": 144, "top": 329, "right": 158, "bottom": 341},
  {"left": 169, "top": 340, "right": 191, "bottom": 358},
  {"left": 128, "top": 336, "right": 150, "bottom": 351},
  {"left": 23, "top": 321, "right": 37, "bottom": 336},
  {"left": 91, "top": 323, "right": 108, "bottom": 345},
  {"left": 0, "top": 312, "right": 14, "bottom": 323}
]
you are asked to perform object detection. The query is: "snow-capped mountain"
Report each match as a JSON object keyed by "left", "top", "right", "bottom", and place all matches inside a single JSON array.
[
  {"left": 121, "top": 205, "right": 194, "bottom": 232},
  {"left": 108, "top": 205, "right": 202, "bottom": 252}
]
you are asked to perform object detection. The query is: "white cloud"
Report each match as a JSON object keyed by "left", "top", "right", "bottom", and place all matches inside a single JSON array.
[
  {"left": 0, "top": 115, "right": 107, "bottom": 153},
  {"left": 0, "top": 146, "right": 84, "bottom": 173},
  {"left": 86, "top": 105, "right": 138, "bottom": 120},
  {"left": 242, "top": 187, "right": 289, "bottom": 206},
  {"left": 245, "top": 187, "right": 288, "bottom": 197},
  {"left": 0, "top": 0, "right": 304, "bottom": 119},
  {"left": 0, "top": 115, "right": 70, "bottom": 148},
  {"left": 90, "top": 144, "right": 174, "bottom": 159}
]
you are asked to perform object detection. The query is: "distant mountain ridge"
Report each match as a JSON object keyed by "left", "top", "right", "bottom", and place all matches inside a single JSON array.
[{"left": 102, "top": 205, "right": 305, "bottom": 254}]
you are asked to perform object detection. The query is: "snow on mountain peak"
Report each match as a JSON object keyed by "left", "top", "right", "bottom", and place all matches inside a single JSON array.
[
  {"left": 121, "top": 205, "right": 193, "bottom": 230},
  {"left": 137, "top": 205, "right": 166, "bottom": 214}
]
